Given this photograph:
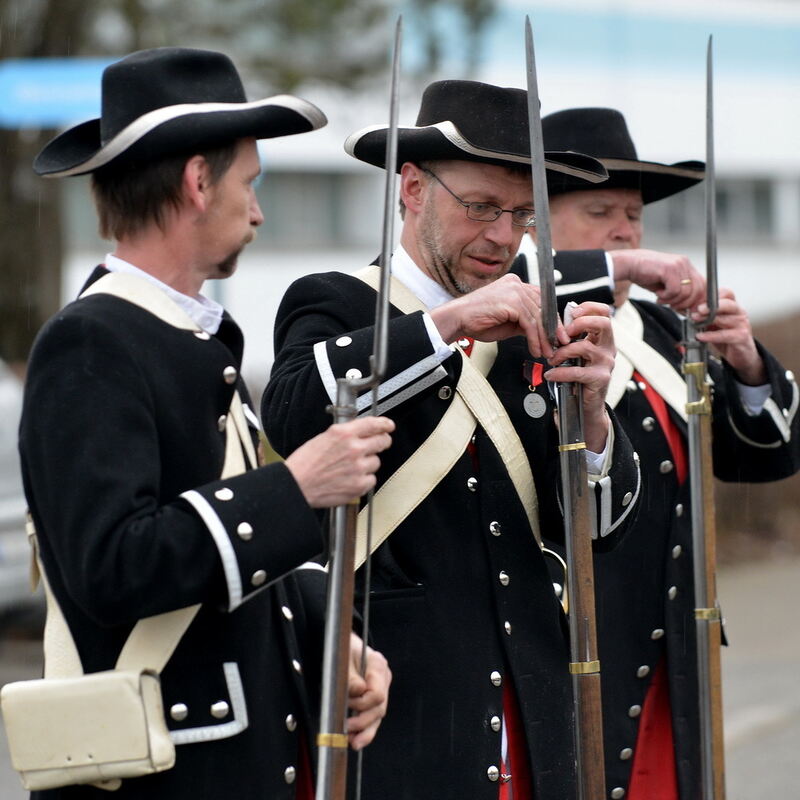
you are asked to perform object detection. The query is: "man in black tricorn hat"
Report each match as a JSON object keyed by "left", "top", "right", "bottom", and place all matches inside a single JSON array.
[
  {"left": 516, "top": 107, "right": 800, "bottom": 800},
  {"left": 18, "top": 47, "right": 394, "bottom": 799},
  {"left": 263, "top": 81, "right": 643, "bottom": 799}
]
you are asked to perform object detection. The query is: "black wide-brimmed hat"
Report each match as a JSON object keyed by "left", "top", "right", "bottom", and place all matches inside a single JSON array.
[
  {"left": 542, "top": 107, "right": 705, "bottom": 203},
  {"left": 345, "top": 80, "right": 608, "bottom": 184},
  {"left": 34, "top": 47, "right": 327, "bottom": 178}
]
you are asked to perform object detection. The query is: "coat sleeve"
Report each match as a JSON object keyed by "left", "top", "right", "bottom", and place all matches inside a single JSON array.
[{"left": 19, "top": 308, "right": 324, "bottom": 627}]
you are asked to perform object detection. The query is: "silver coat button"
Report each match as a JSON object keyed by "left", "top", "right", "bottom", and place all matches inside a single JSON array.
[
  {"left": 210, "top": 701, "right": 229, "bottom": 719},
  {"left": 438, "top": 386, "right": 453, "bottom": 400},
  {"left": 489, "top": 521, "right": 501, "bottom": 536},
  {"left": 611, "top": 788, "right": 626, "bottom": 799},
  {"left": 169, "top": 703, "right": 188, "bottom": 721},
  {"left": 668, "top": 586, "right": 678, "bottom": 600},
  {"left": 217, "top": 414, "right": 228, "bottom": 432},
  {"left": 467, "top": 477, "right": 478, "bottom": 492},
  {"left": 335, "top": 336, "right": 352, "bottom": 347},
  {"left": 251, "top": 569, "right": 267, "bottom": 586},
  {"left": 223, "top": 366, "right": 238, "bottom": 384},
  {"left": 498, "top": 571, "right": 510, "bottom": 587},
  {"left": 641, "top": 416, "right": 655, "bottom": 432},
  {"left": 672, "top": 545, "right": 683, "bottom": 558},
  {"left": 284, "top": 766, "right": 297, "bottom": 784},
  {"left": 282, "top": 605, "right": 294, "bottom": 621},
  {"left": 675, "top": 504, "right": 684, "bottom": 517},
  {"left": 215, "top": 487, "right": 234, "bottom": 501},
  {"left": 553, "top": 582, "right": 564, "bottom": 598},
  {"left": 457, "top": 337, "right": 472, "bottom": 348},
  {"left": 345, "top": 368, "right": 362, "bottom": 380},
  {"left": 619, "top": 748, "right": 633, "bottom": 761},
  {"left": 194, "top": 330, "right": 211, "bottom": 340},
  {"left": 651, "top": 628, "right": 665, "bottom": 640},
  {"left": 622, "top": 491, "right": 633, "bottom": 507},
  {"left": 628, "top": 705, "right": 642, "bottom": 718},
  {"left": 285, "top": 714, "right": 297, "bottom": 732},
  {"left": 292, "top": 659, "right": 302, "bottom": 674},
  {"left": 487, "top": 766, "right": 500, "bottom": 782},
  {"left": 504, "top": 621, "right": 512, "bottom": 635},
  {"left": 787, "top": 370, "right": 795, "bottom": 382},
  {"left": 237, "top": 522, "right": 253, "bottom": 541},
  {"left": 636, "top": 665, "right": 650, "bottom": 679},
  {"left": 490, "top": 715, "right": 501, "bottom": 732},
  {"left": 660, "top": 460, "right": 674, "bottom": 474},
  {"left": 637, "top": 381, "right": 647, "bottom": 391},
  {"left": 490, "top": 670, "right": 502, "bottom": 687},
  {"left": 626, "top": 380, "right": 637, "bottom": 393}
]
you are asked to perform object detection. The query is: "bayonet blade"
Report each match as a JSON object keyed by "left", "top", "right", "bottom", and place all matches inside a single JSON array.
[
  {"left": 704, "top": 35, "right": 718, "bottom": 326},
  {"left": 524, "top": 16, "right": 557, "bottom": 348}
]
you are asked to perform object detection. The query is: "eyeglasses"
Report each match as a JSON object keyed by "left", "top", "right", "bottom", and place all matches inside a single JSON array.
[{"left": 423, "top": 168, "right": 536, "bottom": 228}]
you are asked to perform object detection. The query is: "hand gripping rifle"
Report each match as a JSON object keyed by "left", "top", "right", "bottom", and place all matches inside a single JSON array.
[
  {"left": 524, "top": 17, "right": 606, "bottom": 800},
  {"left": 314, "top": 17, "right": 401, "bottom": 800},
  {"left": 682, "top": 36, "right": 726, "bottom": 800}
]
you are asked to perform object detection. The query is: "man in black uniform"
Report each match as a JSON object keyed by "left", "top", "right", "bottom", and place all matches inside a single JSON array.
[
  {"left": 263, "top": 81, "right": 643, "bottom": 800},
  {"left": 515, "top": 106, "right": 800, "bottom": 800},
  {"left": 19, "top": 47, "right": 393, "bottom": 800}
]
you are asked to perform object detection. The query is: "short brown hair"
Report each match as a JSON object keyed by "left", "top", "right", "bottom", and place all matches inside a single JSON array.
[{"left": 91, "top": 142, "right": 238, "bottom": 240}]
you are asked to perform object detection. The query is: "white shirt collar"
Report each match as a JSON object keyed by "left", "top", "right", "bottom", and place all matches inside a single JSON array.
[
  {"left": 104, "top": 254, "right": 224, "bottom": 334},
  {"left": 390, "top": 245, "right": 455, "bottom": 310}
]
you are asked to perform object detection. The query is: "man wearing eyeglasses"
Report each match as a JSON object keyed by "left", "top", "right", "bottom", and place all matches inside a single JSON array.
[{"left": 262, "top": 80, "right": 642, "bottom": 800}]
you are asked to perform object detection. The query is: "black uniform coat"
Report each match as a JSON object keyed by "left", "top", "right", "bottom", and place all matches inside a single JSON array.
[
  {"left": 515, "top": 252, "right": 800, "bottom": 799},
  {"left": 262, "top": 255, "right": 642, "bottom": 800},
  {"left": 18, "top": 266, "right": 328, "bottom": 800}
]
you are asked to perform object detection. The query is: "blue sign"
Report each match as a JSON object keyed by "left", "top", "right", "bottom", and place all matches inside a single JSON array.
[{"left": 0, "top": 57, "right": 114, "bottom": 129}]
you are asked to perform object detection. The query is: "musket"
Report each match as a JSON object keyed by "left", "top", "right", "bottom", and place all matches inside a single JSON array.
[
  {"left": 315, "top": 17, "right": 401, "bottom": 800},
  {"left": 682, "top": 35, "right": 726, "bottom": 800},
  {"left": 524, "top": 16, "right": 606, "bottom": 800}
]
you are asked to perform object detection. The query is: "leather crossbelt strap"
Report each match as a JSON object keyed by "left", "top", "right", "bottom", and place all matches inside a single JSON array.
[
  {"left": 351, "top": 265, "right": 540, "bottom": 569},
  {"left": 35, "top": 271, "right": 254, "bottom": 679},
  {"left": 607, "top": 300, "right": 688, "bottom": 422}
]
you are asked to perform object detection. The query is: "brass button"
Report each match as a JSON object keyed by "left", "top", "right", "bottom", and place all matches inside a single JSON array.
[
  {"left": 487, "top": 766, "right": 500, "bottom": 782},
  {"left": 251, "top": 569, "right": 267, "bottom": 587},
  {"left": 237, "top": 522, "right": 253, "bottom": 541},
  {"left": 210, "top": 701, "right": 229, "bottom": 719},
  {"left": 467, "top": 477, "right": 478, "bottom": 492},
  {"left": 170, "top": 703, "right": 188, "bottom": 721},
  {"left": 438, "top": 386, "right": 453, "bottom": 400},
  {"left": 215, "top": 487, "right": 234, "bottom": 501},
  {"left": 490, "top": 671, "right": 502, "bottom": 687},
  {"left": 490, "top": 715, "right": 501, "bottom": 732},
  {"left": 223, "top": 366, "right": 238, "bottom": 384}
]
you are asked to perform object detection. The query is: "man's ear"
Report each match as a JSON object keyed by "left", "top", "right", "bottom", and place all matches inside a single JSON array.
[
  {"left": 399, "top": 162, "right": 427, "bottom": 216},
  {"left": 183, "top": 155, "right": 212, "bottom": 212}
]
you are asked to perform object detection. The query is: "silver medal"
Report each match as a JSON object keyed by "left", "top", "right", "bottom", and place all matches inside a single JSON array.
[{"left": 524, "top": 391, "right": 547, "bottom": 418}]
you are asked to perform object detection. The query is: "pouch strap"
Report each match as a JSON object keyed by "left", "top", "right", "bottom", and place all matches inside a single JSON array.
[{"left": 351, "top": 265, "right": 540, "bottom": 569}]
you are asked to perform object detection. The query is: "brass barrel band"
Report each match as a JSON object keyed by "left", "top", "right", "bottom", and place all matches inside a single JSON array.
[
  {"left": 694, "top": 607, "right": 721, "bottom": 621},
  {"left": 317, "top": 732, "right": 349, "bottom": 748},
  {"left": 569, "top": 660, "right": 600, "bottom": 675},
  {"left": 559, "top": 442, "right": 587, "bottom": 453}
]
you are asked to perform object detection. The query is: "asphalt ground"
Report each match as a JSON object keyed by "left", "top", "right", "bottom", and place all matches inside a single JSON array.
[{"left": 0, "top": 556, "right": 798, "bottom": 799}]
